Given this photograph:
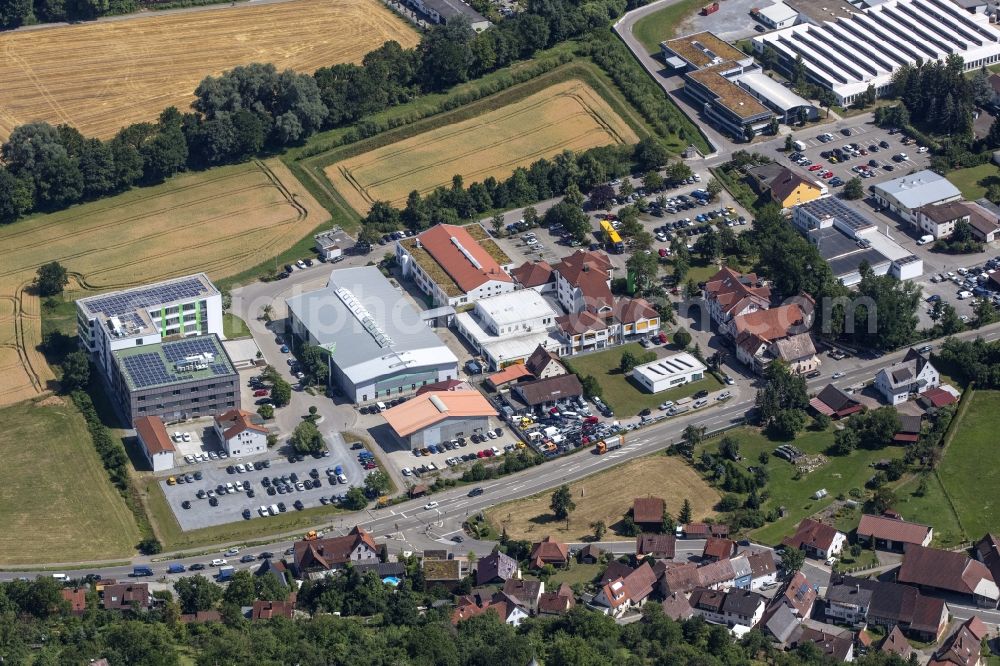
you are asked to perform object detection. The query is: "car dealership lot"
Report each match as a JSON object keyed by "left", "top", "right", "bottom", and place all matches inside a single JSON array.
[{"left": 160, "top": 432, "right": 366, "bottom": 530}]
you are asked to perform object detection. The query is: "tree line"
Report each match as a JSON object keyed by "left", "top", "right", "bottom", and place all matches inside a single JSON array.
[
  {"left": 0, "top": 573, "right": 918, "bottom": 666},
  {"left": 0, "top": 0, "right": 628, "bottom": 225},
  {"left": 1, "top": 0, "right": 137, "bottom": 29}
]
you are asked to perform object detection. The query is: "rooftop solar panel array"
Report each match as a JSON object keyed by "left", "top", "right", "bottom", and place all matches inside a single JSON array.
[
  {"left": 118, "top": 337, "right": 233, "bottom": 389},
  {"left": 161, "top": 337, "right": 218, "bottom": 362},
  {"left": 800, "top": 197, "right": 875, "bottom": 232},
  {"left": 82, "top": 277, "right": 208, "bottom": 317}
]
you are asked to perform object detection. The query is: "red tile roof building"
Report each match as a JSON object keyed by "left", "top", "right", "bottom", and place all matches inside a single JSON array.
[
  {"left": 857, "top": 514, "right": 933, "bottom": 551},
  {"left": 898, "top": 545, "right": 999, "bottom": 607},
  {"left": 929, "top": 616, "right": 989, "bottom": 666},
  {"left": 703, "top": 267, "right": 771, "bottom": 333},
  {"left": 552, "top": 250, "right": 614, "bottom": 316},
  {"left": 251, "top": 600, "right": 296, "bottom": 620},
  {"left": 293, "top": 526, "right": 379, "bottom": 575},
  {"left": 703, "top": 536, "right": 736, "bottom": 562},
  {"left": 632, "top": 497, "right": 665, "bottom": 526},
  {"left": 782, "top": 518, "right": 846, "bottom": 559},
  {"left": 636, "top": 533, "right": 676, "bottom": 559},
  {"left": 133, "top": 415, "right": 175, "bottom": 472},
  {"left": 537, "top": 583, "right": 576, "bottom": 615},
  {"left": 61, "top": 587, "right": 87, "bottom": 615},
  {"left": 529, "top": 536, "right": 570, "bottom": 568}
]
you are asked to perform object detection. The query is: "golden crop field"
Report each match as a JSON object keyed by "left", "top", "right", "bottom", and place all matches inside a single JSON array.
[
  {"left": 0, "top": 159, "right": 327, "bottom": 406},
  {"left": 326, "top": 80, "right": 640, "bottom": 213},
  {"left": 0, "top": 0, "right": 419, "bottom": 140},
  {"left": 485, "top": 455, "right": 719, "bottom": 542}
]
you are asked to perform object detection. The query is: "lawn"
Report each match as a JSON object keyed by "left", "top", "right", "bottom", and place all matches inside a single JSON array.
[
  {"left": 0, "top": 0, "right": 417, "bottom": 140},
  {"left": 0, "top": 398, "right": 141, "bottom": 564},
  {"left": 325, "top": 78, "right": 639, "bottom": 213},
  {"left": 894, "top": 472, "right": 966, "bottom": 548},
  {"left": 223, "top": 312, "right": 251, "bottom": 339},
  {"left": 631, "top": 0, "right": 706, "bottom": 54},
  {"left": 945, "top": 163, "right": 1000, "bottom": 200},
  {"left": 564, "top": 342, "right": 723, "bottom": 417},
  {"left": 0, "top": 158, "right": 326, "bottom": 407},
  {"left": 696, "top": 426, "right": 904, "bottom": 546},
  {"left": 933, "top": 390, "right": 1000, "bottom": 541},
  {"left": 484, "top": 453, "right": 720, "bottom": 542},
  {"left": 528, "top": 562, "right": 603, "bottom": 589}
]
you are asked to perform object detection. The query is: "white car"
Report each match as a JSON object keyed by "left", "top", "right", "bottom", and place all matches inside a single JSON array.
[
  {"left": 424, "top": 501, "right": 439, "bottom": 510},
  {"left": 832, "top": 371, "right": 846, "bottom": 379},
  {"left": 716, "top": 391, "right": 732, "bottom": 401},
  {"left": 184, "top": 455, "right": 195, "bottom": 464},
  {"left": 225, "top": 547, "right": 240, "bottom": 556},
  {"left": 258, "top": 506, "right": 269, "bottom": 517},
  {"left": 296, "top": 259, "right": 306, "bottom": 269},
  {"left": 401, "top": 467, "right": 412, "bottom": 476},
  {"left": 182, "top": 433, "right": 192, "bottom": 443},
  {"left": 173, "top": 431, "right": 183, "bottom": 442},
  {"left": 210, "top": 559, "right": 228, "bottom": 567}
]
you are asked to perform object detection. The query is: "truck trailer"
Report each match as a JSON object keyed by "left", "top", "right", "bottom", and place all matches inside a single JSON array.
[{"left": 595, "top": 435, "right": 624, "bottom": 454}]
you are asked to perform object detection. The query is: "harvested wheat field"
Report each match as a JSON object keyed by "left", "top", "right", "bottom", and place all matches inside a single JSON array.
[
  {"left": 0, "top": 159, "right": 326, "bottom": 406},
  {"left": 326, "top": 79, "right": 640, "bottom": 213},
  {"left": 0, "top": 0, "right": 418, "bottom": 140},
  {"left": 485, "top": 454, "right": 719, "bottom": 542}
]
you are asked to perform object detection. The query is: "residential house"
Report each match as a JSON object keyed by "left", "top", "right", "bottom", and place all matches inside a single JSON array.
[
  {"left": 477, "top": 551, "right": 519, "bottom": 586},
  {"left": 633, "top": 496, "right": 666, "bottom": 531},
  {"left": 703, "top": 537, "right": 737, "bottom": 562},
  {"left": 730, "top": 554, "right": 753, "bottom": 589},
  {"left": 792, "top": 627, "right": 855, "bottom": 662},
  {"left": 928, "top": 616, "right": 989, "bottom": 666},
  {"left": 825, "top": 578, "right": 874, "bottom": 625},
  {"left": 511, "top": 261, "right": 555, "bottom": 293},
  {"left": 423, "top": 558, "right": 466, "bottom": 592},
  {"left": 775, "top": 571, "right": 817, "bottom": 619},
  {"left": 810, "top": 384, "right": 864, "bottom": 419},
  {"left": 614, "top": 297, "right": 661, "bottom": 342},
  {"left": 292, "top": 526, "right": 379, "bottom": 576},
  {"left": 133, "top": 415, "right": 175, "bottom": 472},
  {"left": 763, "top": 604, "right": 801, "bottom": 644},
  {"left": 733, "top": 304, "right": 808, "bottom": 373},
  {"left": 593, "top": 562, "right": 658, "bottom": 617},
  {"left": 914, "top": 201, "right": 971, "bottom": 240},
  {"left": 502, "top": 579, "right": 544, "bottom": 612},
  {"left": 555, "top": 310, "right": 611, "bottom": 355},
  {"left": 578, "top": 544, "right": 602, "bottom": 564},
  {"left": 690, "top": 587, "right": 766, "bottom": 628},
  {"left": 658, "top": 562, "right": 702, "bottom": 597},
  {"left": 660, "top": 592, "right": 695, "bottom": 621},
  {"left": 61, "top": 587, "right": 87, "bottom": 615},
  {"left": 697, "top": 558, "right": 739, "bottom": 591},
  {"left": 511, "top": 375, "right": 583, "bottom": 413},
  {"left": 537, "top": 583, "right": 576, "bottom": 616},
  {"left": 486, "top": 593, "right": 530, "bottom": 626},
  {"left": 856, "top": 514, "right": 933, "bottom": 551},
  {"left": 703, "top": 267, "right": 771, "bottom": 334},
  {"left": 773, "top": 334, "right": 820, "bottom": 376},
  {"left": 875, "top": 348, "right": 940, "bottom": 406},
  {"left": 255, "top": 558, "right": 290, "bottom": 588},
  {"left": 898, "top": 545, "right": 1000, "bottom": 608},
  {"left": 524, "top": 345, "right": 566, "bottom": 380},
  {"left": 782, "top": 518, "right": 847, "bottom": 560},
  {"left": 893, "top": 414, "right": 923, "bottom": 444},
  {"left": 529, "top": 536, "right": 569, "bottom": 568},
  {"left": 974, "top": 533, "right": 1000, "bottom": 583},
  {"left": 880, "top": 626, "right": 913, "bottom": 661},
  {"left": 746, "top": 163, "right": 824, "bottom": 209},
  {"left": 486, "top": 364, "right": 534, "bottom": 390},
  {"left": 827, "top": 575, "right": 948, "bottom": 642},
  {"left": 553, "top": 250, "right": 614, "bottom": 317},
  {"left": 102, "top": 583, "right": 152, "bottom": 611},
  {"left": 746, "top": 551, "right": 778, "bottom": 591},
  {"left": 213, "top": 409, "right": 268, "bottom": 457},
  {"left": 636, "top": 533, "right": 676, "bottom": 560},
  {"left": 180, "top": 610, "right": 222, "bottom": 624},
  {"left": 251, "top": 600, "right": 295, "bottom": 620},
  {"left": 396, "top": 223, "right": 514, "bottom": 308},
  {"left": 600, "top": 560, "right": 636, "bottom": 587}
]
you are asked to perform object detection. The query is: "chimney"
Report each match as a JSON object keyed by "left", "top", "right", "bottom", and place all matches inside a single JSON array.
[{"left": 415, "top": 238, "right": 422, "bottom": 249}]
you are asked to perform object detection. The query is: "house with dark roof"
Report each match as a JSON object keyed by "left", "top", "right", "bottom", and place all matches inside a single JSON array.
[
  {"left": 511, "top": 374, "right": 583, "bottom": 411},
  {"left": 396, "top": 223, "right": 514, "bottom": 307},
  {"left": 636, "top": 533, "right": 676, "bottom": 560},
  {"left": 697, "top": 558, "right": 739, "bottom": 591},
  {"left": 875, "top": 348, "right": 940, "bottom": 406},
  {"left": 255, "top": 558, "right": 289, "bottom": 588},
  {"left": 529, "top": 536, "right": 569, "bottom": 569},
  {"left": 826, "top": 574, "right": 947, "bottom": 642},
  {"left": 792, "top": 627, "right": 854, "bottom": 662},
  {"left": 578, "top": 544, "right": 603, "bottom": 564},
  {"left": 857, "top": 513, "right": 933, "bottom": 551},
  {"left": 501, "top": 579, "right": 544, "bottom": 612},
  {"left": 102, "top": 583, "right": 152, "bottom": 611},
  {"left": 703, "top": 536, "right": 736, "bottom": 562},
  {"left": 524, "top": 345, "right": 566, "bottom": 380},
  {"left": 825, "top": 576, "right": 874, "bottom": 625},
  {"left": 593, "top": 562, "right": 658, "bottom": 617},
  {"left": 975, "top": 533, "right": 1000, "bottom": 584},
  {"left": 658, "top": 562, "right": 701, "bottom": 596},
  {"left": 180, "top": 610, "right": 223, "bottom": 624},
  {"left": 633, "top": 496, "right": 665, "bottom": 530},
  {"left": 898, "top": 545, "right": 999, "bottom": 608},
  {"left": 746, "top": 551, "right": 778, "bottom": 591},
  {"left": 703, "top": 267, "right": 771, "bottom": 334},
  {"left": 810, "top": 384, "right": 864, "bottom": 419},
  {"left": 782, "top": 518, "right": 846, "bottom": 560},
  {"left": 928, "top": 616, "right": 989, "bottom": 666},
  {"left": 690, "top": 587, "right": 766, "bottom": 628},
  {"left": 893, "top": 414, "right": 923, "bottom": 444},
  {"left": 660, "top": 592, "right": 694, "bottom": 621},
  {"left": 599, "top": 560, "right": 635, "bottom": 587},
  {"left": 683, "top": 523, "right": 730, "bottom": 539},
  {"left": 476, "top": 551, "right": 519, "bottom": 586},
  {"left": 292, "top": 526, "right": 379, "bottom": 576},
  {"left": 537, "top": 583, "right": 576, "bottom": 616}
]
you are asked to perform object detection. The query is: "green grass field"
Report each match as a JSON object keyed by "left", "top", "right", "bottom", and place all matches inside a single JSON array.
[
  {"left": 695, "top": 426, "right": 904, "bottom": 546},
  {"left": 946, "top": 163, "right": 1000, "bottom": 200},
  {"left": 223, "top": 312, "right": 251, "bottom": 339},
  {"left": 631, "top": 0, "right": 705, "bottom": 54},
  {"left": 0, "top": 399, "right": 141, "bottom": 563},
  {"left": 894, "top": 472, "right": 966, "bottom": 548},
  {"left": 564, "top": 342, "right": 723, "bottom": 417}
]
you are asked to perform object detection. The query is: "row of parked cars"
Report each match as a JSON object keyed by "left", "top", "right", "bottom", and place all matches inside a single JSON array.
[{"left": 410, "top": 428, "right": 505, "bottom": 457}]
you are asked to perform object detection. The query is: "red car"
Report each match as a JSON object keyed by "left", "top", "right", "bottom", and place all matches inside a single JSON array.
[
  {"left": 808, "top": 164, "right": 822, "bottom": 172},
  {"left": 253, "top": 389, "right": 269, "bottom": 397},
  {"left": 363, "top": 462, "right": 376, "bottom": 469},
  {"left": 822, "top": 171, "right": 834, "bottom": 179},
  {"left": 476, "top": 450, "right": 487, "bottom": 458},
  {"left": 584, "top": 415, "right": 600, "bottom": 425}
]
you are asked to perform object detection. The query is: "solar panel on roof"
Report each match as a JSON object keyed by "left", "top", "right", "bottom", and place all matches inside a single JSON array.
[
  {"left": 84, "top": 278, "right": 207, "bottom": 317},
  {"left": 162, "top": 337, "right": 218, "bottom": 362},
  {"left": 119, "top": 337, "right": 232, "bottom": 389}
]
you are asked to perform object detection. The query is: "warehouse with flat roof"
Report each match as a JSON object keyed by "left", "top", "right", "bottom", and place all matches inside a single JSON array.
[
  {"left": 752, "top": 0, "right": 1000, "bottom": 106},
  {"left": 286, "top": 267, "right": 458, "bottom": 404},
  {"left": 632, "top": 352, "right": 707, "bottom": 394},
  {"left": 872, "top": 169, "right": 963, "bottom": 223}
]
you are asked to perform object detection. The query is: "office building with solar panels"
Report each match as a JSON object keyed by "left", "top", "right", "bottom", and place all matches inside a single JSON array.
[
  {"left": 285, "top": 266, "right": 459, "bottom": 403},
  {"left": 77, "top": 273, "right": 224, "bottom": 375},
  {"left": 76, "top": 274, "right": 237, "bottom": 423}
]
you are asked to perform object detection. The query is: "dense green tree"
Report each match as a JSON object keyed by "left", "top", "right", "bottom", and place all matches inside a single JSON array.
[
  {"left": 550, "top": 484, "right": 575, "bottom": 520},
  {"left": 364, "top": 470, "right": 391, "bottom": 496},
  {"left": 343, "top": 486, "right": 368, "bottom": 510},
  {"left": 633, "top": 137, "right": 669, "bottom": 172},
  {"left": 222, "top": 570, "right": 257, "bottom": 607},
  {"left": 35, "top": 260, "right": 68, "bottom": 296},
  {"left": 290, "top": 420, "right": 324, "bottom": 454},
  {"left": 174, "top": 575, "right": 222, "bottom": 614},
  {"left": 679, "top": 498, "right": 693, "bottom": 524},
  {"left": 298, "top": 346, "right": 328, "bottom": 386},
  {"left": 59, "top": 350, "right": 90, "bottom": 392},
  {"left": 842, "top": 177, "right": 864, "bottom": 200},
  {"left": 269, "top": 375, "right": 291, "bottom": 408},
  {"left": 673, "top": 327, "right": 692, "bottom": 348},
  {"left": 780, "top": 546, "right": 805, "bottom": 573}
]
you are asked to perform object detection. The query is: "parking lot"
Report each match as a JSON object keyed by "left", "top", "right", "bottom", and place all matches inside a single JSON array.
[{"left": 160, "top": 431, "right": 367, "bottom": 530}]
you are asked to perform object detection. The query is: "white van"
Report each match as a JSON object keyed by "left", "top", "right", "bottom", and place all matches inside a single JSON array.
[
  {"left": 561, "top": 411, "right": 580, "bottom": 420},
  {"left": 958, "top": 290, "right": 973, "bottom": 300},
  {"left": 792, "top": 139, "right": 807, "bottom": 151},
  {"left": 916, "top": 234, "right": 933, "bottom": 245},
  {"left": 51, "top": 573, "right": 68, "bottom": 581},
  {"left": 269, "top": 504, "right": 280, "bottom": 516}
]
